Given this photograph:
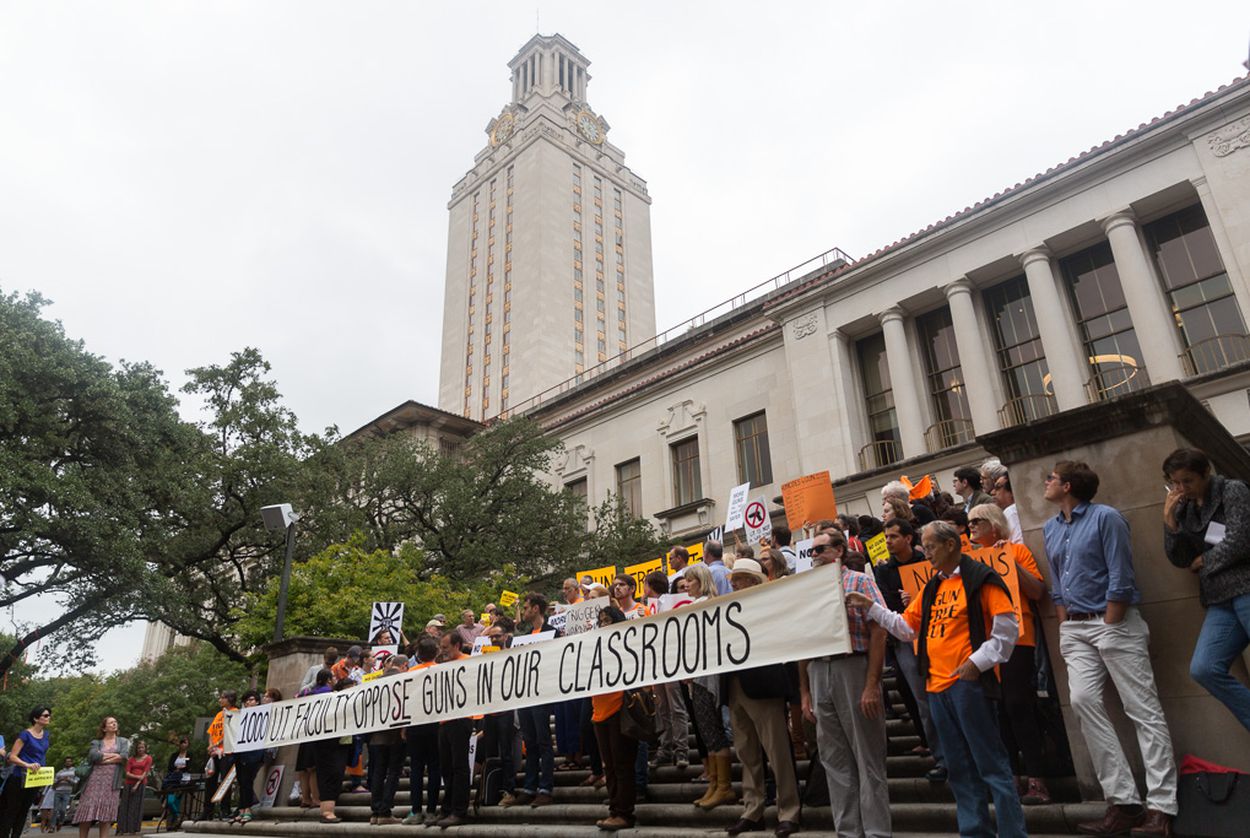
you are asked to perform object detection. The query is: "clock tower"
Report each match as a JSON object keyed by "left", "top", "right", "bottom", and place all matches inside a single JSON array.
[{"left": 438, "top": 34, "right": 656, "bottom": 421}]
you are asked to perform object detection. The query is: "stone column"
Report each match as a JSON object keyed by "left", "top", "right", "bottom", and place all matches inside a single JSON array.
[
  {"left": 780, "top": 308, "right": 847, "bottom": 477},
  {"left": 829, "top": 329, "right": 862, "bottom": 476},
  {"left": 879, "top": 308, "right": 926, "bottom": 458},
  {"left": 1193, "top": 177, "right": 1250, "bottom": 328},
  {"left": 1101, "top": 210, "right": 1186, "bottom": 382},
  {"left": 1020, "top": 248, "right": 1088, "bottom": 411},
  {"left": 944, "top": 279, "right": 1001, "bottom": 434}
]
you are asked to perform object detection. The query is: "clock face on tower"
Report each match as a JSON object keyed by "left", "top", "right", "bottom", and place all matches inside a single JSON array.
[
  {"left": 576, "top": 110, "right": 604, "bottom": 144},
  {"left": 490, "top": 112, "right": 516, "bottom": 146}
]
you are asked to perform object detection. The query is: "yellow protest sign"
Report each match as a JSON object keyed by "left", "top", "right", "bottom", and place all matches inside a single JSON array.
[
  {"left": 686, "top": 543, "right": 704, "bottom": 565},
  {"left": 864, "top": 533, "right": 890, "bottom": 566},
  {"left": 480, "top": 613, "right": 492, "bottom": 625},
  {"left": 576, "top": 565, "right": 617, "bottom": 589},
  {"left": 781, "top": 471, "right": 838, "bottom": 529},
  {"left": 24, "top": 767, "right": 54, "bottom": 788},
  {"left": 625, "top": 557, "right": 664, "bottom": 592},
  {"left": 499, "top": 590, "right": 518, "bottom": 608},
  {"left": 362, "top": 670, "right": 384, "bottom": 682}
]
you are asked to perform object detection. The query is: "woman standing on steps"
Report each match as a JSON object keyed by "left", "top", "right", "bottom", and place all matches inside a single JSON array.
[
  {"left": 592, "top": 606, "right": 638, "bottom": 832},
  {"left": 682, "top": 564, "right": 738, "bottom": 812}
]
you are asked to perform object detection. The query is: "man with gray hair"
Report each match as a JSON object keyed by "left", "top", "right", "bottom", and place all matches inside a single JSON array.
[
  {"left": 848, "top": 520, "right": 1027, "bottom": 838},
  {"left": 882, "top": 480, "right": 935, "bottom": 524}
]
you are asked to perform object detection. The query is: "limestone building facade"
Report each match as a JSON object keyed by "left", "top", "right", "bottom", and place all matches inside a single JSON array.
[{"left": 437, "top": 34, "right": 657, "bottom": 421}]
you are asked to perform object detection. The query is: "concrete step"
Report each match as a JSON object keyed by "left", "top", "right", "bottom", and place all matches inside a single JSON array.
[
  {"left": 179, "top": 827, "right": 1078, "bottom": 838},
  {"left": 184, "top": 799, "right": 1106, "bottom": 834},
  {"left": 332, "top": 775, "right": 1080, "bottom": 808}
]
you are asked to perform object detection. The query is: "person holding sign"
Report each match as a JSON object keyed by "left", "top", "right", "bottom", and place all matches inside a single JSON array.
[
  {"left": 509, "top": 592, "right": 562, "bottom": 809},
  {"left": 0, "top": 706, "right": 50, "bottom": 838},
  {"left": 848, "top": 521, "right": 1027, "bottom": 838},
  {"left": 968, "top": 503, "right": 1051, "bottom": 806},
  {"left": 799, "top": 531, "right": 892, "bottom": 838},
  {"left": 73, "top": 716, "right": 130, "bottom": 838},
  {"left": 591, "top": 606, "right": 639, "bottom": 832}
]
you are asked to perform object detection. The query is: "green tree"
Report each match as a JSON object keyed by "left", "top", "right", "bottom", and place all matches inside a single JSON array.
[
  {"left": 319, "top": 418, "right": 590, "bottom": 582},
  {"left": 0, "top": 291, "right": 207, "bottom": 674},
  {"left": 233, "top": 534, "right": 513, "bottom": 652}
]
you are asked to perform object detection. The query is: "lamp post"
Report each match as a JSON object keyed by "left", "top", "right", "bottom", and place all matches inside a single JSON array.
[{"left": 260, "top": 503, "right": 300, "bottom": 644}]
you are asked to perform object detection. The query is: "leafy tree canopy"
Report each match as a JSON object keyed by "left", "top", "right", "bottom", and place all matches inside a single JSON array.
[{"left": 233, "top": 534, "right": 515, "bottom": 651}]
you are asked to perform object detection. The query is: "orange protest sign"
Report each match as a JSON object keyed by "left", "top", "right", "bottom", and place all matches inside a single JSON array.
[
  {"left": 625, "top": 557, "right": 664, "bottom": 592},
  {"left": 898, "top": 561, "right": 937, "bottom": 604},
  {"left": 780, "top": 471, "right": 838, "bottom": 529},
  {"left": 968, "top": 546, "right": 1024, "bottom": 625}
]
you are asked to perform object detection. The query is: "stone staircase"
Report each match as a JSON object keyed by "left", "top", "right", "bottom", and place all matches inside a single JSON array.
[{"left": 180, "top": 676, "right": 1097, "bottom": 837}]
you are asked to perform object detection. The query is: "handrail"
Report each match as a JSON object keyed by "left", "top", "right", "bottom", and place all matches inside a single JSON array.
[
  {"left": 858, "top": 439, "right": 902, "bottom": 472},
  {"left": 496, "top": 246, "right": 852, "bottom": 419},
  {"left": 924, "top": 418, "right": 976, "bottom": 453},
  {"left": 997, "top": 394, "right": 1056, "bottom": 428},
  {"left": 1180, "top": 334, "right": 1250, "bottom": 377},
  {"left": 1085, "top": 362, "right": 1149, "bottom": 402}
]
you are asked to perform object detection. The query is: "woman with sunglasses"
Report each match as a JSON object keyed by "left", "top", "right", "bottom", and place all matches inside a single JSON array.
[
  {"left": 968, "top": 503, "right": 1051, "bottom": 806},
  {"left": 0, "top": 706, "right": 52, "bottom": 838}
]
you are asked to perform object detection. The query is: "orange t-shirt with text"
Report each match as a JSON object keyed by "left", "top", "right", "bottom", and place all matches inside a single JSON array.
[{"left": 901, "top": 574, "right": 1014, "bottom": 693}]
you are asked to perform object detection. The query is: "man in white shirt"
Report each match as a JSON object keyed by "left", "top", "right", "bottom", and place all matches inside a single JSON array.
[{"left": 990, "top": 472, "right": 1024, "bottom": 544}]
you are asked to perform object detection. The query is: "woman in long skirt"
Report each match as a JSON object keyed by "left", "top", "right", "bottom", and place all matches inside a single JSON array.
[
  {"left": 115, "top": 740, "right": 152, "bottom": 834},
  {"left": 74, "top": 717, "right": 130, "bottom": 838}
]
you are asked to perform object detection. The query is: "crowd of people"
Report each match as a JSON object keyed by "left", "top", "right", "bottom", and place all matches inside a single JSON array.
[{"left": 5, "top": 446, "right": 1246, "bottom": 838}]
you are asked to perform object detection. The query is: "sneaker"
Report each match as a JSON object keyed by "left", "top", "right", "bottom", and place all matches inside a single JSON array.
[
  {"left": 435, "top": 814, "right": 465, "bottom": 829},
  {"left": 1021, "top": 777, "right": 1052, "bottom": 806},
  {"left": 423, "top": 812, "right": 439, "bottom": 827},
  {"left": 498, "top": 791, "right": 531, "bottom": 808},
  {"left": 676, "top": 753, "right": 689, "bottom": 770},
  {"left": 925, "top": 765, "right": 948, "bottom": 783},
  {"left": 402, "top": 813, "right": 424, "bottom": 826},
  {"left": 530, "top": 792, "right": 554, "bottom": 808}
]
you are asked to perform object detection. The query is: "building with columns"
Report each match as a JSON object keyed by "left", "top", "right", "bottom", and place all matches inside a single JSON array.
[
  {"left": 437, "top": 33, "right": 656, "bottom": 421},
  {"left": 504, "top": 75, "right": 1250, "bottom": 534}
]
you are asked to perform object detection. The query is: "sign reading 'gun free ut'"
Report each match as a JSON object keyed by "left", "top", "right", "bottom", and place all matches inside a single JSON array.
[{"left": 225, "top": 563, "right": 851, "bottom": 752}]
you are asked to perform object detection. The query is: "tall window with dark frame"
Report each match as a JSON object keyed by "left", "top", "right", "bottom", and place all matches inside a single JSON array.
[
  {"left": 1060, "top": 241, "right": 1151, "bottom": 399},
  {"left": 916, "top": 307, "right": 972, "bottom": 447},
  {"left": 1143, "top": 203, "right": 1248, "bottom": 374},
  {"left": 565, "top": 477, "right": 588, "bottom": 504},
  {"left": 670, "top": 437, "right": 702, "bottom": 506},
  {"left": 856, "top": 333, "right": 901, "bottom": 466},
  {"left": 733, "top": 412, "right": 773, "bottom": 486},
  {"left": 984, "top": 276, "right": 1052, "bottom": 423},
  {"left": 615, "top": 458, "right": 642, "bottom": 518}
]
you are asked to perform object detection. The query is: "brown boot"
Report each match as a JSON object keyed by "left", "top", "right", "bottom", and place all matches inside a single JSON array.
[
  {"left": 1130, "top": 810, "right": 1173, "bottom": 837},
  {"left": 693, "top": 756, "right": 719, "bottom": 807},
  {"left": 697, "top": 752, "right": 738, "bottom": 810},
  {"left": 1077, "top": 804, "right": 1146, "bottom": 836}
]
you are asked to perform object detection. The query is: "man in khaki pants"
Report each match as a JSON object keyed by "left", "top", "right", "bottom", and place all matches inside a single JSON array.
[
  {"left": 1044, "top": 460, "right": 1176, "bottom": 838},
  {"left": 724, "top": 559, "right": 800, "bottom": 838}
]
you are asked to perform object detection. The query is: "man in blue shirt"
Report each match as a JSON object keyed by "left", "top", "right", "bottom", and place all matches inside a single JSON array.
[
  {"left": 703, "top": 540, "right": 733, "bottom": 596},
  {"left": 1043, "top": 461, "right": 1176, "bottom": 838}
]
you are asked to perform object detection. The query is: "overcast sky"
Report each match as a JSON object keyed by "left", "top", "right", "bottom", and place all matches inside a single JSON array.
[{"left": 3, "top": 2, "right": 1247, "bottom": 673}]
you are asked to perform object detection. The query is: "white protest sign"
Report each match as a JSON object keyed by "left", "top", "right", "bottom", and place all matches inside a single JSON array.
[
  {"left": 656, "top": 593, "right": 696, "bottom": 613},
  {"left": 744, "top": 497, "right": 772, "bottom": 546},
  {"left": 471, "top": 636, "right": 493, "bottom": 655},
  {"left": 509, "top": 630, "right": 556, "bottom": 648},
  {"left": 210, "top": 765, "right": 237, "bottom": 803},
  {"left": 259, "top": 765, "right": 285, "bottom": 808},
  {"left": 225, "top": 564, "right": 851, "bottom": 752},
  {"left": 467, "top": 731, "right": 479, "bottom": 774},
  {"left": 724, "top": 483, "right": 751, "bottom": 530},
  {"left": 794, "top": 538, "right": 815, "bottom": 574},
  {"left": 369, "top": 602, "right": 405, "bottom": 644},
  {"left": 552, "top": 599, "right": 610, "bottom": 636},
  {"left": 372, "top": 644, "right": 398, "bottom": 658}
]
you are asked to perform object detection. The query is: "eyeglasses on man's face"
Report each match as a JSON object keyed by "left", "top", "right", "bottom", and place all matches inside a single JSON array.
[{"left": 811, "top": 544, "right": 830, "bottom": 554}]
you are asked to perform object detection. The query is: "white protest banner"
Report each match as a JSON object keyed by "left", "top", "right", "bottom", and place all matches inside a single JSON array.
[
  {"left": 744, "top": 497, "right": 772, "bottom": 546},
  {"left": 225, "top": 564, "right": 851, "bottom": 753},
  {"left": 724, "top": 483, "right": 751, "bottom": 530},
  {"left": 259, "top": 765, "right": 285, "bottom": 808},
  {"left": 794, "top": 538, "right": 815, "bottom": 574},
  {"left": 509, "top": 630, "right": 556, "bottom": 648},
  {"left": 369, "top": 602, "right": 404, "bottom": 644},
  {"left": 552, "top": 599, "right": 610, "bottom": 636}
]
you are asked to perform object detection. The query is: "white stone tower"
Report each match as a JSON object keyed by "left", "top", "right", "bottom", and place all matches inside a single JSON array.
[{"left": 437, "top": 33, "right": 656, "bottom": 420}]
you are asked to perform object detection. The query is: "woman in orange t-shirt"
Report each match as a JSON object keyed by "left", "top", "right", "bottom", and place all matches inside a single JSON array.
[
  {"left": 591, "top": 606, "right": 637, "bottom": 832},
  {"left": 968, "top": 503, "right": 1051, "bottom": 805}
]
